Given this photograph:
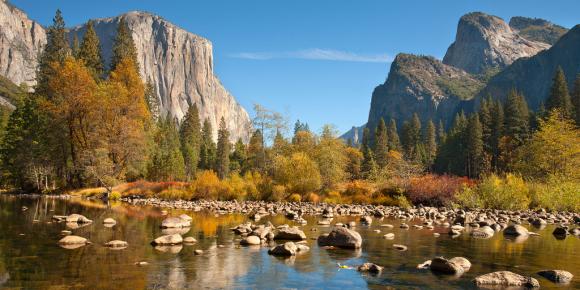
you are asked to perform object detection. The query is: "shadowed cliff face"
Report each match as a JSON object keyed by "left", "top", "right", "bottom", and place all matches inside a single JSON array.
[
  {"left": 0, "top": 1, "right": 251, "bottom": 141},
  {"left": 443, "top": 12, "right": 549, "bottom": 75},
  {"left": 367, "top": 54, "right": 482, "bottom": 130},
  {"left": 477, "top": 25, "right": 580, "bottom": 111},
  {"left": 0, "top": 0, "right": 46, "bottom": 88}
]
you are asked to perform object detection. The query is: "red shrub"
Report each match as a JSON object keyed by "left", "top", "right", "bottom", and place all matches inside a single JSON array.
[{"left": 406, "top": 174, "right": 474, "bottom": 206}]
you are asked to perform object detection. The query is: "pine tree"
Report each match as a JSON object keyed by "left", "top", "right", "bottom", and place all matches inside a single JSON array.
[
  {"left": 434, "top": 111, "right": 467, "bottom": 176},
  {"left": 572, "top": 74, "right": 580, "bottom": 126},
  {"left": 148, "top": 115, "right": 185, "bottom": 181},
  {"left": 466, "top": 113, "right": 484, "bottom": 178},
  {"left": 247, "top": 129, "right": 265, "bottom": 172},
  {"left": 546, "top": 66, "right": 572, "bottom": 117},
  {"left": 387, "top": 118, "right": 400, "bottom": 151},
  {"left": 360, "top": 127, "right": 375, "bottom": 178},
  {"left": 36, "top": 9, "right": 70, "bottom": 96},
  {"left": 424, "top": 119, "right": 437, "bottom": 167},
  {"left": 179, "top": 104, "right": 202, "bottom": 180},
  {"left": 437, "top": 120, "right": 446, "bottom": 144},
  {"left": 504, "top": 89, "right": 530, "bottom": 145},
  {"left": 199, "top": 119, "right": 216, "bottom": 170},
  {"left": 230, "top": 138, "right": 247, "bottom": 173},
  {"left": 216, "top": 117, "right": 230, "bottom": 179},
  {"left": 72, "top": 34, "right": 80, "bottom": 58},
  {"left": 78, "top": 20, "right": 104, "bottom": 79},
  {"left": 490, "top": 100, "right": 504, "bottom": 171},
  {"left": 373, "top": 118, "right": 388, "bottom": 168},
  {"left": 479, "top": 97, "right": 493, "bottom": 153},
  {"left": 111, "top": 18, "right": 138, "bottom": 72},
  {"left": 402, "top": 113, "right": 422, "bottom": 159}
]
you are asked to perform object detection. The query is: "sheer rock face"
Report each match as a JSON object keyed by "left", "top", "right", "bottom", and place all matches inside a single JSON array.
[
  {"left": 69, "top": 12, "right": 251, "bottom": 141},
  {"left": 366, "top": 53, "right": 482, "bottom": 130},
  {"left": 0, "top": 1, "right": 251, "bottom": 141},
  {"left": 443, "top": 12, "right": 549, "bottom": 75},
  {"left": 0, "top": 0, "right": 46, "bottom": 87}
]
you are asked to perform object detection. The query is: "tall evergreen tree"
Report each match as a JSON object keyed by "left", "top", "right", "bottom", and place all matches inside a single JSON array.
[
  {"left": 401, "top": 113, "right": 422, "bottom": 159},
  {"left": 111, "top": 18, "right": 138, "bottom": 71},
  {"left": 78, "top": 20, "right": 104, "bottom": 79},
  {"left": 490, "top": 100, "right": 504, "bottom": 171},
  {"left": 546, "top": 66, "right": 572, "bottom": 117},
  {"left": 572, "top": 74, "right": 580, "bottom": 126},
  {"left": 293, "top": 120, "right": 310, "bottom": 134},
  {"left": 360, "top": 127, "right": 376, "bottom": 178},
  {"left": 373, "top": 118, "right": 389, "bottom": 168},
  {"left": 179, "top": 104, "right": 202, "bottom": 180},
  {"left": 504, "top": 89, "right": 530, "bottom": 145},
  {"left": 424, "top": 119, "right": 437, "bottom": 167},
  {"left": 148, "top": 115, "right": 185, "bottom": 181},
  {"left": 247, "top": 129, "right": 265, "bottom": 172},
  {"left": 230, "top": 138, "right": 247, "bottom": 173},
  {"left": 216, "top": 117, "right": 230, "bottom": 179},
  {"left": 437, "top": 120, "right": 446, "bottom": 144},
  {"left": 71, "top": 34, "right": 80, "bottom": 58},
  {"left": 466, "top": 113, "right": 484, "bottom": 178},
  {"left": 479, "top": 97, "right": 493, "bottom": 153},
  {"left": 199, "top": 119, "right": 216, "bottom": 170},
  {"left": 387, "top": 118, "right": 400, "bottom": 151},
  {"left": 36, "top": 9, "right": 70, "bottom": 96},
  {"left": 434, "top": 111, "right": 467, "bottom": 176}
]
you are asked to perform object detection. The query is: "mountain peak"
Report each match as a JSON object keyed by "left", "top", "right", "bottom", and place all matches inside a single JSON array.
[
  {"left": 443, "top": 12, "right": 549, "bottom": 74},
  {"left": 509, "top": 16, "right": 568, "bottom": 45}
]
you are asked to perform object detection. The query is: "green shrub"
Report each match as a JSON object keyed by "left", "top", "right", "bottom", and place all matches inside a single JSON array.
[
  {"left": 288, "top": 193, "right": 302, "bottom": 202},
  {"left": 454, "top": 185, "right": 483, "bottom": 209},
  {"left": 530, "top": 176, "right": 580, "bottom": 212},
  {"left": 109, "top": 191, "right": 122, "bottom": 201}
]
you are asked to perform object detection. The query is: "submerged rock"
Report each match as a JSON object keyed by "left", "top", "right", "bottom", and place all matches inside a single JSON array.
[
  {"left": 392, "top": 244, "right": 408, "bottom": 251},
  {"left": 474, "top": 271, "right": 540, "bottom": 288},
  {"left": 317, "top": 227, "right": 362, "bottom": 249},
  {"left": 103, "top": 218, "right": 116, "bottom": 225},
  {"left": 59, "top": 235, "right": 89, "bottom": 245},
  {"left": 537, "top": 270, "right": 573, "bottom": 283},
  {"left": 183, "top": 237, "right": 197, "bottom": 244},
  {"left": 161, "top": 217, "right": 191, "bottom": 228}
]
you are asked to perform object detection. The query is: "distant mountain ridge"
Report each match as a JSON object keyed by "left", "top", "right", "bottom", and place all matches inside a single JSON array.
[{"left": 352, "top": 11, "right": 577, "bottom": 139}]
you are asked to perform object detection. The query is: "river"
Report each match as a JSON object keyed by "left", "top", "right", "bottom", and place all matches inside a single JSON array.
[{"left": 0, "top": 195, "right": 578, "bottom": 289}]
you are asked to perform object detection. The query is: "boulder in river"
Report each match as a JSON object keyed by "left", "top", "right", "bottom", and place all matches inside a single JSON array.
[
  {"left": 103, "top": 218, "right": 116, "bottom": 225},
  {"left": 317, "top": 227, "right": 362, "bottom": 249},
  {"left": 357, "top": 263, "right": 383, "bottom": 274},
  {"left": 430, "top": 257, "right": 465, "bottom": 275},
  {"left": 274, "top": 227, "right": 306, "bottom": 240},
  {"left": 240, "top": 236, "right": 261, "bottom": 246},
  {"left": 58, "top": 235, "right": 89, "bottom": 245},
  {"left": 503, "top": 224, "right": 529, "bottom": 237},
  {"left": 151, "top": 234, "right": 183, "bottom": 245},
  {"left": 66, "top": 214, "right": 92, "bottom": 224},
  {"left": 183, "top": 237, "right": 197, "bottom": 244},
  {"left": 474, "top": 271, "right": 540, "bottom": 288},
  {"left": 268, "top": 242, "right": 298, "bottom": 256},
  {"left": 360, "top": 216, "right": 372, "bottom": 225},
  {"left": 471, "top": 226, "right": 494, "bottom": 238},
  {"left": 537, "top": 270, "right": 573, "bottom": 283},
  {"left": 105, "top": 240, "right": 128, "bottom": 248}
]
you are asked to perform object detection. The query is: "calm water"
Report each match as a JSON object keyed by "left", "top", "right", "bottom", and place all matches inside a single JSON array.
[{"left": 0, "top": 195, "right": 578, "bottom": 290}]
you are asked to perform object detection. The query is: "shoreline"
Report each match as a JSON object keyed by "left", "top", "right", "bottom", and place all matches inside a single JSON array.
[{"left": 4, "top": 193, "right": 579, "bottom": 225}]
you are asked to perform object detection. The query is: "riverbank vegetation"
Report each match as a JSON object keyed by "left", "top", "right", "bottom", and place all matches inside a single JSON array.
[{"left": 1, "top": 10, "right": 579, "bottom": 212}]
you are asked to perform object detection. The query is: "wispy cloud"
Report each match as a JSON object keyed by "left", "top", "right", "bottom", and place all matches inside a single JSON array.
[{"left": 229, "top": 48, "right": 392, "bottom": 63}]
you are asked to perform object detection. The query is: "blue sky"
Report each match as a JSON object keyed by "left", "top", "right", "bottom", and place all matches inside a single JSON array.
[{"left": 11, "top": 0, "right": 580, "bottom": 135}]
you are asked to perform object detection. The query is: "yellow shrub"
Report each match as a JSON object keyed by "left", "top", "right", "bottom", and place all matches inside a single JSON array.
[
  {"left": 530, "top": 176, "right": 580, "bottom": 212},
  {"left": 324, "top": 191, "right": 342, "bottom": 204},
  {"left": 109, "top": 191, "right": 122, "bottom": 201},
  {"left": 288, "top": 193, "right": 302, "bottom": 202},
  {"left": 270, "top": 185, "right": 286, "bottom": 202},
  {"left": 395, "top": 194, "right": 412, "bottom": 209},
  {"left": 477, "top": 174, "right": 530, "bottom": 210},
  {"left": 192, "top": 170, "right": 222, "bottom": 200}
]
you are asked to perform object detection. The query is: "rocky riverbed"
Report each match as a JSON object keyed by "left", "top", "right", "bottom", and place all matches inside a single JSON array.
[{"left": 0, "top": 194, "right": 578, "bottom": 289}]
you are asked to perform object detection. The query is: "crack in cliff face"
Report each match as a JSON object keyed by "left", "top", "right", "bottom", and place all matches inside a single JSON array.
[{"left": 0, "top": 2, "right": 251, "bottom": 142}]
